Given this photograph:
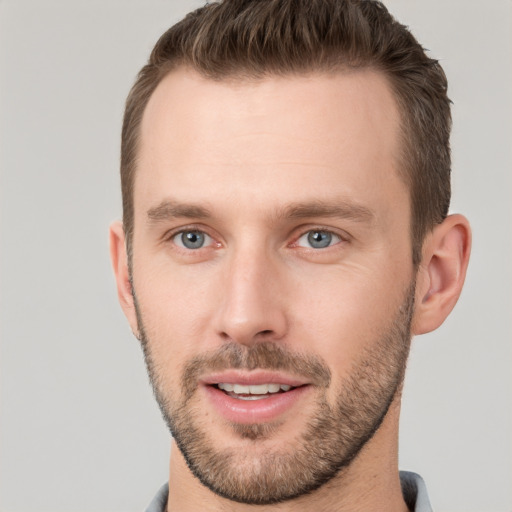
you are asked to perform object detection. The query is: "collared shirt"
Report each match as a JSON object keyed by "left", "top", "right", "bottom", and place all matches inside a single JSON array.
[{"left": 145, "top": 471, "right": 433, "bottom": 512}]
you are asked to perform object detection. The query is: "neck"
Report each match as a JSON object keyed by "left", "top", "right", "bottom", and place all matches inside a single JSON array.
[{"left": 167, "top": 394, "right": 408, "bottom": 512}]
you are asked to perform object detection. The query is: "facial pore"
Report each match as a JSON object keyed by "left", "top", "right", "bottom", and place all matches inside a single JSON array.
[{"left": 133, "top": 281, "right": 415, "bottom": 505}]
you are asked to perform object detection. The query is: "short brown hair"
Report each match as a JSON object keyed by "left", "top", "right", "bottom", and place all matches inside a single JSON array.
[{"left": 121, "top": 0, "right": 451, "bottom": 266}]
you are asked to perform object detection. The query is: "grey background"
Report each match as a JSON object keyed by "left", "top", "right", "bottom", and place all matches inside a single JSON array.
[{"left": 0, "top": 1, "right": 510, "bottom": 510}]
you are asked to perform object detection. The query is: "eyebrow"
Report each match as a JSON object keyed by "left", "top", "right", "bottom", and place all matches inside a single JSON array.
[
  {"left": 146, "top": 198, "right": 375, "bottom": 225},
  {"left": 282, "top": 200, "right": 375, "bottom": 223},
  {"left": 147, "top": 200, "right": 212, "bottom": 222}
]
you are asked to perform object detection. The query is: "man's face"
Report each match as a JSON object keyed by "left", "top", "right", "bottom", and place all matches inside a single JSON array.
[{"left": 128, "top": 69, "right": 416, "bottom": 503}]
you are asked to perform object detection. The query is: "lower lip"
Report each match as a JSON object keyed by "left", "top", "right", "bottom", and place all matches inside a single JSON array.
[{"left": 202, "top": 385, "right": 310, "bottom": 424}]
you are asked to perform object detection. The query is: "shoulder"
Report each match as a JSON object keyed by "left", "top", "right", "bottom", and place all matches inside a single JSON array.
[
  {"left": 400, "top": 471, "right": 433, "bottom": 512},
  {"left": 144, "top": 483, "right": 169, "bottom": 512}
]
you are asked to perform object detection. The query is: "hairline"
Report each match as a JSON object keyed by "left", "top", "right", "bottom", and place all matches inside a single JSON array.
[{"left": 125, "top": 63, "right": 421, "bottom": 264}]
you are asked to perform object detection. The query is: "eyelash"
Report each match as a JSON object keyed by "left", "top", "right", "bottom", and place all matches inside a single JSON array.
[
  {"left": 164, "top": 225, "right": 218, "bottom": 250},
  {"left": 293, "top": 229, "right": 343, "bottom": 249},
  {"left": 163, "top": 225, "right": 349, "bottom": 252}
]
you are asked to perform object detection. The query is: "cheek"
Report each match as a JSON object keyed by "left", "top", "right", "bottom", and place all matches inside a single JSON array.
[
  {"left": 289, "top": 265, "right": 409, "bottom": 377},
  {"left": 131, "top": 235, "right": 413, "bottom": 392},
  {"left": 133, "top": 260, "right": 220, "bottom": 361}
]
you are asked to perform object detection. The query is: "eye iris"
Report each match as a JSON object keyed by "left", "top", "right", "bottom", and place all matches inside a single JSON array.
[
  {"left": 308, "top": 230, "right": 332, "bottom": 248},
  {"left": 181, "top": 231, "right": 205, "bottom": 249}
]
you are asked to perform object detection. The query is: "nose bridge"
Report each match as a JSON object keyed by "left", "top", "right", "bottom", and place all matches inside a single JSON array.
[{"left": 215, "top": 240, "right": 287, "bottom": 344}]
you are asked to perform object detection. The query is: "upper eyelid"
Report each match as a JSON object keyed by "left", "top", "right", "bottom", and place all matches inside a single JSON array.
[
  {"left": 160, "top": 224, "right": 350, "bottom": 246},
  {"left": 162, "top": 224, "right": 216, "bottom": 241},
  {"left": 173, "top": 229, "right": 214, "bottom": 248},
  {"left": 166, "top": 229, "right": 218, "bottom": 254},
  {"left": 292, "top": 231, "right": 343, "bottom": 250},
  {"left": 291, "top": 225, "right": 351, "bottom": 243},
  {"left": 298, "top": 229, "right": 342, "bottom": 240}
]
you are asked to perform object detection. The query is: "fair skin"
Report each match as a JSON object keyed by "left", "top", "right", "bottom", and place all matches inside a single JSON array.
[{"left": 110, "top": 68, "right": 470, "bottom": 511}]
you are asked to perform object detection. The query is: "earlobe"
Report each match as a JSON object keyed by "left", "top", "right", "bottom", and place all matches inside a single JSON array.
[
  {"left": 109, "top": 221, "right": 139, "bottom": 334},
  {"left": 412, "top": 214, "right": 472, "bottom": 335}
]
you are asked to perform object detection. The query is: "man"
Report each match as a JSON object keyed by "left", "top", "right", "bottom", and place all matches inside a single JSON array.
[{"left": 110, "top": 1, "right": 471, "bottom": 510}]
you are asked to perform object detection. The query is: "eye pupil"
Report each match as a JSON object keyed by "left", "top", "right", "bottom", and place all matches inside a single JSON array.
[
  {"left": 307, "top": 230, "right": 332, "bottom": 249},
  {"left": 181, "top": 231, "right": 205, "bottom": 249}
]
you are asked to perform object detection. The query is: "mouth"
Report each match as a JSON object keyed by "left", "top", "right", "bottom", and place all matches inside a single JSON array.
[
  {"left": 200, "top": 371, "right": 311, "bottom": 424},
  {"left": 213, "top": 382, "right": 298, "bottom": 400}
]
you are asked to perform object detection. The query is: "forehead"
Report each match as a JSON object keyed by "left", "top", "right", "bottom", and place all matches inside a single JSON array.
[{"left": 136, "top": 67, "right": 406, "bottom": 221}]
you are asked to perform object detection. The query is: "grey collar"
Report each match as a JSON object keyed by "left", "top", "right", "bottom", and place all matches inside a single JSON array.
[{"left": 145, "top": 470, "right": 433, "bottom": 512}]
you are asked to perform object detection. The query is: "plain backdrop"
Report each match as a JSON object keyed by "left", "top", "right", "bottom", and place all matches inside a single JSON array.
[{"left": 1, "top": 1, "right": 511, "bottom": 511}]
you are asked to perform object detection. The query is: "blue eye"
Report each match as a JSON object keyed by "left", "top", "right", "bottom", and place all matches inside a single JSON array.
[
  {"left": 297, "top": 230, "right": 341, "bottom": 249},
  {"left": 173, "top": 230, "right": 212, "bottom": 249}
]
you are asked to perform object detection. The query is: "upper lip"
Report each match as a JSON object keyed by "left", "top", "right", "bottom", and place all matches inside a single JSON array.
[{"left": 200, "top": 370, "right": 309, "bottom": 388}]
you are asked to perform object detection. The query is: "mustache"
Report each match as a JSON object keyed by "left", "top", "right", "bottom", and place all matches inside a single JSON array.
[{"left": 181, "top": 341, "right": 331, "bottom": 400}]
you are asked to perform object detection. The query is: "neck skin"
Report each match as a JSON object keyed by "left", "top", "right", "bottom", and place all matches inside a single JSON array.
[{"left": 166, "top": 391, "right": 409, "bottom": 512}]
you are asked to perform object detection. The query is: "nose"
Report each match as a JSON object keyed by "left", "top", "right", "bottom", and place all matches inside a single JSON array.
[{"left": 213, "top": 247, "right": 288, "bottom": 346}]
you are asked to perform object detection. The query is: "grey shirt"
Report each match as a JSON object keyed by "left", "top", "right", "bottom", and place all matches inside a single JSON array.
[{"left": 145, "top": 471, "right": 432, "bottom": 512}]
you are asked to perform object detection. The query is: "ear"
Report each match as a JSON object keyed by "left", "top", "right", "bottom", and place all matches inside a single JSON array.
[
  {"left": 109, "top": 221, "right": 139, "bottom": 336},
  {"left": 412, "top": 214, "right": 471, "bottom": 335}
]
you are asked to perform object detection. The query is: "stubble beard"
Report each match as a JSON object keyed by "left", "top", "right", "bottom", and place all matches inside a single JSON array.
[{"left": 133, "top": 283, "right": 415, "bottom": 505}]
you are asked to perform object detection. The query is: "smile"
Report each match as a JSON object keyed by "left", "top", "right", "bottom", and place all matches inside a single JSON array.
[
  {"left": 201, "top": 373, "right": 311, "bottom": 424},
  {"left": 215, "top": 382, "right": 294, "bottom": 400}
]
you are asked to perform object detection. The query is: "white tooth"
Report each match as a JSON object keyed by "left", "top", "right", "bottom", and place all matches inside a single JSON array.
[
  {"left": 233, "top": 384, "right": 250, "bottom": 394},
  {"left": 220, "top": 383, "right": 291, "bottom": 395},
  {"left": 249, "top": 384, "right": 269, "bottom": 395},
  {"left": 236, "top": 394, "right": 268, "bottom": 400}
]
